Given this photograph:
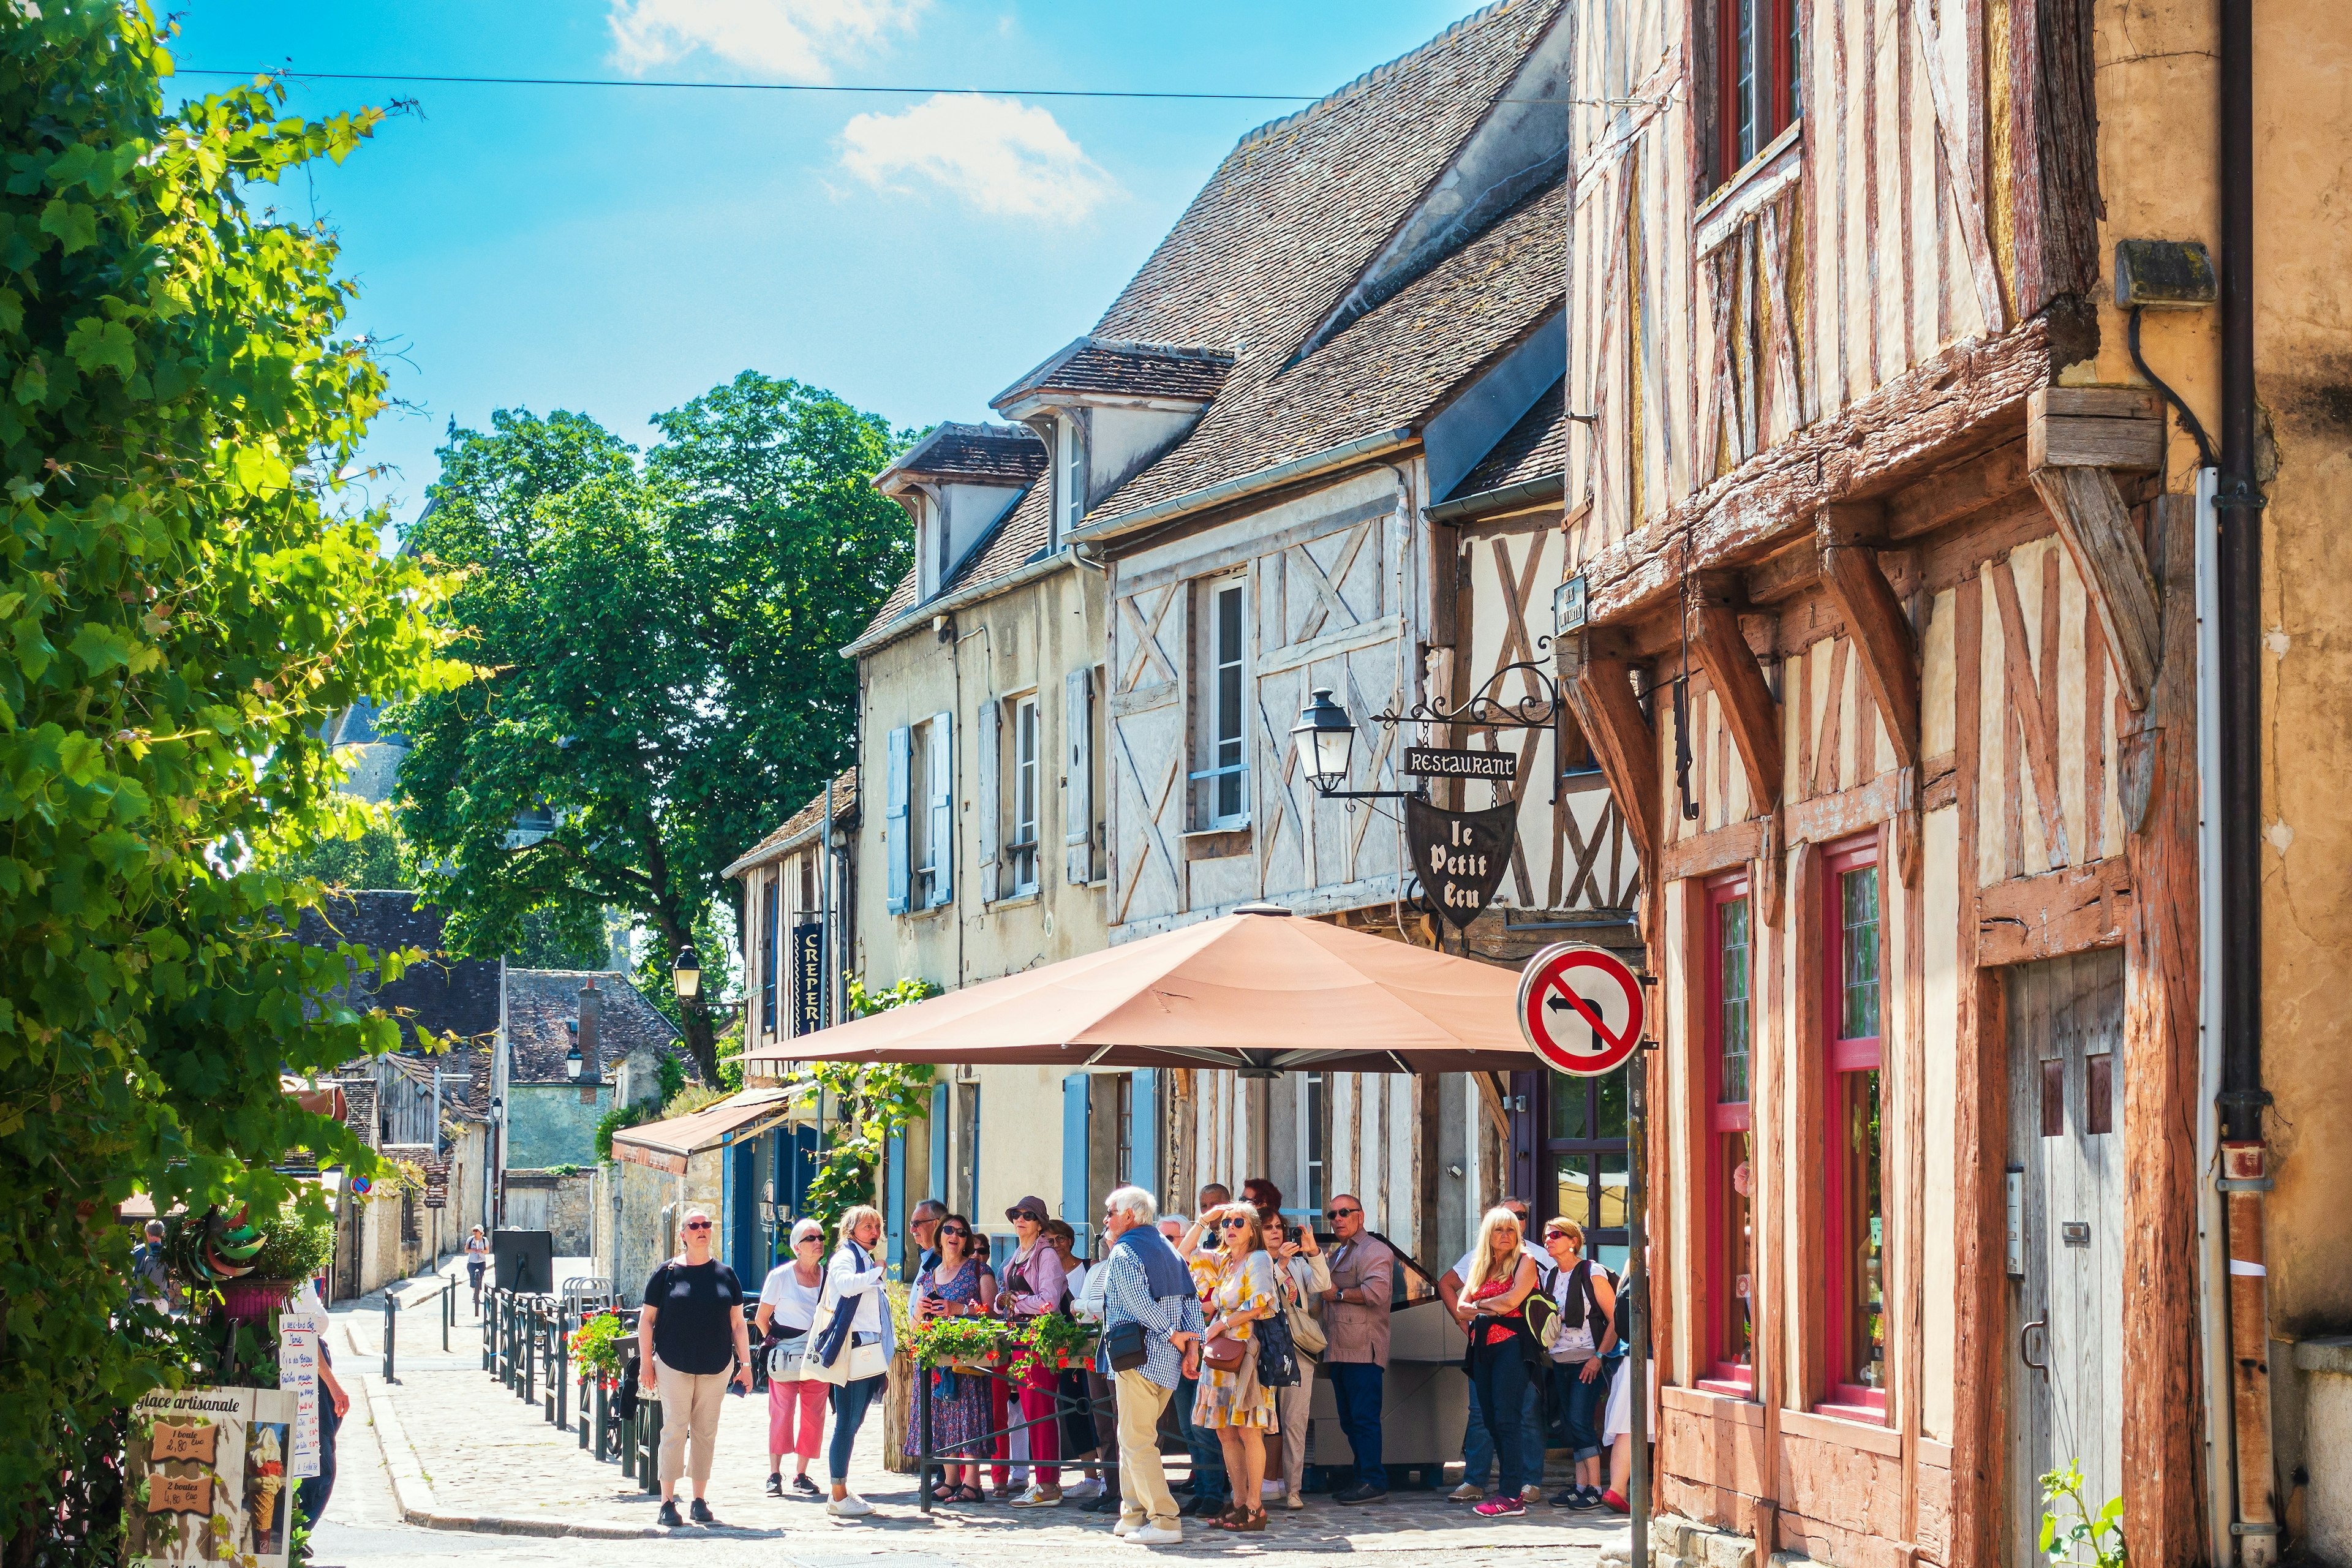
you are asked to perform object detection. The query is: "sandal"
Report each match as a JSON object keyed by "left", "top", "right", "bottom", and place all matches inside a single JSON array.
[
  {"left": 954, "top": 1485, "right": 984, "bottom": 1504},
  {"left": 931, "top": 1483, "right": 960, "bottom": 1504},
  {"left": 1218, "top": 1507, "right": 1267, "bottom": 1532}
]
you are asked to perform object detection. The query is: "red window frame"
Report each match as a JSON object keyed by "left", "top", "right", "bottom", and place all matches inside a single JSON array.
[
  {"left": 1819, "top": 836, "right": 1888, "bottom": 1421},
  {"left": 1714, "top": 0, "right": 1803, "bottom": 186},
  {"left": 1699, "top": 872, "right": 1756, "bottom": 1397}
]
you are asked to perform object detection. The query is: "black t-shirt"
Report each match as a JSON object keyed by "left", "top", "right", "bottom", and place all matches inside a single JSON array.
[{"left": 644, "top": 1257, "right": 745, "bottom": 1375}]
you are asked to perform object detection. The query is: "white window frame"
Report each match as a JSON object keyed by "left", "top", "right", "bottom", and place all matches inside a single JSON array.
[
  {"left": 1010, "top": 693, "right": 1041, "bottom": 895},
  {"left": 907, "top": 719, "right": 934, "bottom": 908},
  {"left": 1059, "top": 414, "right": 1086, "bottom": 547},
  {"left": 1193, "top": 575, "right": 1250, "bottom": 829}
]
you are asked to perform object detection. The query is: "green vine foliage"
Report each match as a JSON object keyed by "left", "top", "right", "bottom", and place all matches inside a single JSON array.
[
  {"left": 0, "top": 6, "right": 459, "bottom": 1554},
  {"left": 2040, "top": 1460, "right": 2128, "bottom": 1568},
  {"left": 793, "top": 974, "right": 939, "bottom": 1237}
]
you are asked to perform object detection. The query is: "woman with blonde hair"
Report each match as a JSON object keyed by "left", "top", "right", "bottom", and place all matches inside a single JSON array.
[
  {"left": 813, "top": 1204, "right": 894, "bottom": 1518},
  {"left": 1182, "top": 1202, "right": 1281, "bottom": 1532},
  {"left": 1450, "top": 1205, "right": 1544, "bottom": 1517}
]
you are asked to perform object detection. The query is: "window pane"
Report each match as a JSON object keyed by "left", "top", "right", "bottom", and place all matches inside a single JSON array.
[
  {"left": 1597, "top": 1151, "right": 1629, "bottom": 1231},
  {"left": 1548, "top": 1072, "right": 1589, "bottom": 1141},
  {"left": 1596, "top": 1069, "right": 1628, "bottom": 1141},
  {"left": 1845, "top": 1067, "right": 1885, "bottom": 1388},
  {"left": 1553, "top": 1153, "right": 1591, "bottom": 1231},
  {"left": 1735, "top": 0, "right": 1758, "bottom": 164},
  {"left": 1722, "top": 1128, "right": 1754, "bottom": 1365},
  {"left": 1784, "top": 0, "right": 1802, "bottom": 121},
  {"left": 1720, "top": 895, "right": 1751, "bottom": 1103},
  {"left": 1841, "top": 866, "right": 1882, "bottom": 1040}
]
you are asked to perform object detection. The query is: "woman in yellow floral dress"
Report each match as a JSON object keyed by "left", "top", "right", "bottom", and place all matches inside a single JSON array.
[{"left": 1186, "top": 1202, "right": 1280, "bottom": 1532}]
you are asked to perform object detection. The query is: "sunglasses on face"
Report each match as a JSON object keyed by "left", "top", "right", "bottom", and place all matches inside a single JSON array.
[
  {"left": 1327, "top": 1207, "right": 1359, "bottom": 1219},
  {"left": 684, "top": 1221, "right": 712, "bottom": 1231},
  {"left": 941, "top": 1227, "right": 970, "bottom": 1238},
  {"left": 1219, "top": 1217, "right": 1251, "bottom": 1229}
]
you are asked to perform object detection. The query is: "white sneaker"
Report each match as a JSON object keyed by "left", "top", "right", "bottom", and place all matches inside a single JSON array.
[
  {"left": 1067, "top": 1477, "right": 1105, "bottom": 1500},
  {"left": 1114, "top": 1513, "right": 1146, "bottom": 1537},
  {"left": 1010, "top": 1483, "right": 1063, "bottom": 1507},
  {"left": 826, "top": 1493, "right": 873, "bottom": 1518},
  {"left": 1449, "top": 1482, "right": 1486, "bottom": 1502},
  {"left": 1130, "top": 1523, "right": 1185, "bottom": 1545},
  {"left": 1262, "top": 1479, "right": 1287, "bottom": 1499}
]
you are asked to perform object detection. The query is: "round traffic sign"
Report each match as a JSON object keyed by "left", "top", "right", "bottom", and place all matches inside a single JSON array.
[{"left": 1517, "top": 942, "right": 1646, "bottom": 1076}]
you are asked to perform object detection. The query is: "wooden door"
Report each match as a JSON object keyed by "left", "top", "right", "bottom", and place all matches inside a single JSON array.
[{"left": 2002, "top": 950, "right": 2126, "bottom": 1566}]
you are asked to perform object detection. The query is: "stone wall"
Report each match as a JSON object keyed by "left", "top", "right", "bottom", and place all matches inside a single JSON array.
[{"left": 506, "top": 1080, "right": 611, "bottom": 1170}]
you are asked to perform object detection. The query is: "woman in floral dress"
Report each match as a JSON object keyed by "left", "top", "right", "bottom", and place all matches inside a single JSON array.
[
  {"left": 905, "top": 1215, "right": 996, "bottom": 1502},
  {"left": 1186, "top": 1203, "right": 1279, "bottom": 1532}
]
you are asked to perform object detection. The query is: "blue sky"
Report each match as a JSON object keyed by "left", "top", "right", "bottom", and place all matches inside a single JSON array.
[{"left": 165, "top": 1, "right": 1482, "bottom": 526}]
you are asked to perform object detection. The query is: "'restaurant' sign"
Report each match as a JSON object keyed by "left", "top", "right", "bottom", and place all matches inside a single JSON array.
[
  {"left": 1404, "top": 796, "right": 1517, "bottom": 931},
  {"left": 1403, "top": 746, "right": 1520, "bottom": 781},
  {"left": 791, "top": 922, "right": 823, "bottom": 1036}
]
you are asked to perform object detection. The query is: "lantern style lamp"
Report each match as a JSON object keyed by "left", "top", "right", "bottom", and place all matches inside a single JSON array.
[
  {"left": 1292, "top": 687, "right": 1357, "bottom": 794},
  {"left": 564, "top": 1021, "right": 583, "bottom": 1081},
  {"left": 671, "top": 948, "right": 702, "bottom": 1000}
]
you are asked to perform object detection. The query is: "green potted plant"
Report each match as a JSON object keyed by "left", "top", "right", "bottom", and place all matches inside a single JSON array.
[
  {"left": 1010, "top": 1311, "right": 1096, "bottom": 1375},
  {"left": 907, "top": 1314, "right": 1010, "bottom": 1374},
  {"left": 223, "top": 1201, "right": 336, "bottom": 1322},
  {"left": 569, "top": 1308, "right": 630, "bottom": 1389}
]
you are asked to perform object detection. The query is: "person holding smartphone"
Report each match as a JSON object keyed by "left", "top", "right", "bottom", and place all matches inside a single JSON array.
[{"left": 755, "top": 1219, "right": 829, "bottom": 1498}]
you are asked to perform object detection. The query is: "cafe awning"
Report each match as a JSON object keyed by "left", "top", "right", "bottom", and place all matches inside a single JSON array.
[{"left": 742, "top": 905, "right": 1533, "bottom": 1076}]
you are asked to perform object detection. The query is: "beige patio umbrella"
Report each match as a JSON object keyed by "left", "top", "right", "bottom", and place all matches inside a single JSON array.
[{"left": 742, "top": 904, "right": 1534, "bottom": 1076}]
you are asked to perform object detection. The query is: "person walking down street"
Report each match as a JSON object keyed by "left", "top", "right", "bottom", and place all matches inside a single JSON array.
[
  {"left": 814, "top": 1205, "right": 895, "bottom": 1519},
  {"left": 1265, "top": 1213, "right": 1330, "bottom": 1511},
  {"left": 1096, "top": 1185, "right": 1200, "bottom": 1547},
  {"left": 1453, "top": 1206, "right": 1544, "bottom": 1518},
  {"left": 995, "top": 1196, "right": 1069, "bottom": 1507},
  {"left": 1189, "top": 1203, "right": 1280, "bottom": 1533},
  {"left": 1441, "top": 1195, "right": 1542, "bottom": 1503},
  {"left": 638, "top": 1207, "right": 752, "bottom": 1528},
  {"left": 465, "top": 1226, "right": 489, "bottom": 1313},
  {"left": 756, "top": 1218, "right": 830, "bottom": 1498},
  {"left": 905, "top": 1214, "right": 997, "bottom": 1503},
  {"left": 1541, "top": 1218, "right": 1618, "bottom": 1509},
  {"left": 1320, "top": 1193, "right": 1392, "bottom": 1504},
  {"left": 129, "top": 1219, "right": 174, "bottom": 1311}
]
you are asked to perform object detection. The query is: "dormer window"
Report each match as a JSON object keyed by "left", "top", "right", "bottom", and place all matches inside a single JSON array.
[{"left": 1058, "top": 414, "right": 1087, "bottom": 548}]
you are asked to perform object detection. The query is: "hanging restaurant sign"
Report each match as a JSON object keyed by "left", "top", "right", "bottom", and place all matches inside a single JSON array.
[
  {"left": 791, "top": 922, "right": 823, "bottom": 1036},
  {"left": 1403, "top": 746, "right": 1520, "bottom": 781},
  {"left": 1404, "top": 796, "right": 1517, "bottom": 930}
]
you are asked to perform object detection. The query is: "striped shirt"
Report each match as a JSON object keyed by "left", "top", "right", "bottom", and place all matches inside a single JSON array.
[{"left": 1098, "top": 1243, "right": 1205, "bottom": 1390}]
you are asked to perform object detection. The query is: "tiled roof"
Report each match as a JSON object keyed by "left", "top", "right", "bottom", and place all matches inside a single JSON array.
[
  {"left": 993, "top": 338, "right": 1235, "bottom": 407},
  {"left": 878, "top": 422, "right": 1046, "bottom": 489},
  {"left": 339, "top": 1078, "right": 379, "bottom": 1149},
  {"left": 1072, "top": 0, "right": 1567, "bottom": 524},
  {"left": 1095, "top": 175, "right": 1567, "bottom": 520},
  {"left": 504, "top": 970, "right": 682, "bottom": 1085},
  {"left": 296, "top": 892, "right": 501, "bottom": 1055},
  {"left": 1451, "top": 374, "right": 1569, "bottom": 500},
  {"left": 854, "top": 480, "right": 1052, "bottom": 646},
  {"left": 725, "top": 767, "right": 860, "bottom": 876}
]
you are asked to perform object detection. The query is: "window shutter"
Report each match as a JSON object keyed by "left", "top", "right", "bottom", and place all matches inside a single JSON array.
[
  {"left": 1065, "top": 667, "right": 1093, "bottom": 883},
  {"left": 1129, "top": 1069, "right": 1159, "bottom": 1197},
  {"left": 1061, "top": 1073, "right": 1091, "bottom": 1251},
  {"left": 928, "top": 710, "right": 954, "bottom": 907},
  {"left": 929, "top": 1084, "right": 949, "bottom": 1212},
  {"left": 886, "top": 725, "right": 911, "bottom": 914},
  {"left": 975, "top": 696, "right": 1000, "bottom": 903}
]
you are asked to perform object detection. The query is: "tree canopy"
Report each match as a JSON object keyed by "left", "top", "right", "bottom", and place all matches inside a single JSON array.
[
  {"left": 395, "top": 375, "right": 911, "bottom": 1078},
  {"left": 0, "top": 5, "right": 456, "bottom": 1551}
]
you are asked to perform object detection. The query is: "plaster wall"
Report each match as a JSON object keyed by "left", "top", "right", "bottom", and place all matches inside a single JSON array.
[{"left": 505, "top": 1081, "right": 611, "bottom": 1170}]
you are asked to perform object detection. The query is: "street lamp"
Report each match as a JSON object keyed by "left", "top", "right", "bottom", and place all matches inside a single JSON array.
[
  {"left": 671, "top": 947, "right": 702, "bottom": 1000},
  {"left": 1291, "top": 688, "right": 1412, "bottom": 801},
  {"left": 565, "top": 1035, "right": 583, "bottom": 1081}
]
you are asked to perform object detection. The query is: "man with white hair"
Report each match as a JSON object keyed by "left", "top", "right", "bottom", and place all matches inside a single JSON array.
[{"left": 1097, "top": 1186, "right": 1200, "bottom": 1545}]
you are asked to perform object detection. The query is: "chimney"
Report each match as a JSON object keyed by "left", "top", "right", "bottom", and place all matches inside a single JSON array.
[{"left": 576, "top": 978, "right": 602, "bottom": 1080}]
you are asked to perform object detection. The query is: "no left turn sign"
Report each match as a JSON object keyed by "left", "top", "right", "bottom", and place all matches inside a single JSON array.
[{"left": 1517, "top": 942, "right": 1646, "bottom": 1077}]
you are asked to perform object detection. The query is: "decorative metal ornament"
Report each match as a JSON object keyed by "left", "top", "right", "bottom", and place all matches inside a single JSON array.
[{"left": 1374, "top": 637, "right": 1564, "bottom": 733}]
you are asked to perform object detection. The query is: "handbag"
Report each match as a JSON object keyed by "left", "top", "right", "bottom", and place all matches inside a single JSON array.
[
  {"left": 1202, "top": 1333, "right": 1248, "bottom": 1372},
  {"left": 1256, "top": 1307, "right": 1300, "bottom": 1389},
  {"left": 1103, "top": 1319, "right": 1150, "bottom": 1372},
  {"left": 797, "top": 1253, "right": 890, "bottom": 1385},
  {"left": 1280, "top": 1260, "right": 1328, "bottom": 1357},
  {"left": 765, "top": 1330, "right": 810, "bottom": 1379}
]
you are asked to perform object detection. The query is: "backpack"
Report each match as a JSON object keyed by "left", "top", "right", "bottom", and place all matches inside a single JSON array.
[{"left": 1524, "top": 1260, "right": 1563, "bottom": 1350}]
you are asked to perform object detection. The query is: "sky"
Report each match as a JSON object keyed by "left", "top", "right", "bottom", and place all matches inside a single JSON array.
[{"left": 165, "top": 0, "right": 1486, "bottom": 529}]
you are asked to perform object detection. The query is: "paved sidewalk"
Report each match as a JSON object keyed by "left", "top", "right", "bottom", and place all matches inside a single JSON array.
[{"left": 333, "top": 1259, "right": 1631, "bottom": 1559}]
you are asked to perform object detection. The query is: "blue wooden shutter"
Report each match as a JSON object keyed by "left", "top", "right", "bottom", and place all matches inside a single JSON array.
[
  {"left": 1130, "top": 1069, "right": 1159, "bottom": 1200},
  {"left": 928, "top": 710, "right": 954, "bottom": 907},
  {"left": 886, "top": 725, "right": 911, "bottom": 913},
  {"left": 930, "top": 1084, "right": 949, "bottom": 1212},
  {"left": 886, "top": 1131, "right": 908, "bottom": 1267},
  {"left": 1062, "top": 1074, "right": 1090, "bottom": 1254}
]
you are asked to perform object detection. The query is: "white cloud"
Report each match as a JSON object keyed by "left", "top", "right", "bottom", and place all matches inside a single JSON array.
[
  {"left": 839, "top": 94, "right": 1116, "bottom": 222},
  {"left": 607, "top": 0, "right": 923, "bottom": 83}
]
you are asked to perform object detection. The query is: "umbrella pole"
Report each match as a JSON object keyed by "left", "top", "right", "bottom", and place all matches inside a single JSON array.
[{"left": 1629, "top": 1055, "right": 1649, "bottom": 1568}]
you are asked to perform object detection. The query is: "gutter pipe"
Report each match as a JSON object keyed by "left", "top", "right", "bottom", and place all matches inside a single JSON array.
[{"left": 2214, "top": 0, "right": 2277, "bottom": 1559}]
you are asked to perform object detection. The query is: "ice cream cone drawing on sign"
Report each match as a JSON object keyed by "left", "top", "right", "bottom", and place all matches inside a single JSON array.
[{"left": 247, "top": 1423, "right": 287, "bottom": 1555}]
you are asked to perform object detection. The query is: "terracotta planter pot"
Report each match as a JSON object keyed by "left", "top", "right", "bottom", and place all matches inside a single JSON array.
[{"left": 221, "top": 1276, "right": 298, "bottom": 1324}]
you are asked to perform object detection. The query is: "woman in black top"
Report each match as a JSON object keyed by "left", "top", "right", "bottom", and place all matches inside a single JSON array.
[{"left": 638, "top": 1206, "right": 752, "bottom": 1528}]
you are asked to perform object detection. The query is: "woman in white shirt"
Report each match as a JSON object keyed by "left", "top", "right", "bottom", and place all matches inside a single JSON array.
[
  {"left": 1265, "top": 1213, "right": 1331, "bottom": 1510},
  {"left": 753, "top": 1218, "right": 829, "bottom": 1498},
  {"left": 816, "top": 1205, "right": 894, "bottom": 1518}
]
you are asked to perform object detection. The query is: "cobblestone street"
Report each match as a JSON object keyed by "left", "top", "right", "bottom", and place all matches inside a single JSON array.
[{"left": 310, "top": 1262, "right": 1632, "bottom": 1567}]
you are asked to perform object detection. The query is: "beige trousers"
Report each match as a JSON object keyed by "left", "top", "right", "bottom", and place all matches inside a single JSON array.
[
  {"left": 655, "top": 1363, "right": 730, "bottom": 1490},
  {"left": 1115, "top": 1369, "right": 1178, "bottom": 1527},
  {"left": 1275, "top": 1357, "right": 1317, "bottom": 1493}
]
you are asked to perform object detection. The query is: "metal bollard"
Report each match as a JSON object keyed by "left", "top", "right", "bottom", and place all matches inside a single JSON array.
[
  {"left": 593, "top": 1379, "right": 609, "bottom": 1461},
  {"left": 551, "top": 1312, "right": 568, "bottom": 1429},
  {"left": 521, "top": 1304, "right": 537, "bottom": 1405},
  {"left": 382, "top": 1294, "right": 398, "bottom": 1384},
  {"left": 443, "top": 1280, "right": 453, "bottom": 1354},
  {"left": 643, "top": 1398, "right": 663, "bottom": 1494}
]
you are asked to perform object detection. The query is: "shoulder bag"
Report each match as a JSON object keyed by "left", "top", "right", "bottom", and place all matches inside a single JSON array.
[
  {"left": 1284, "top": 1261, "right": 1329, "bottom": 1358},
  {"left": 1256, "top": 1304, "right": 1300, "bottom": 1388},
  {"left": 797, "top": 1248, "right": 890, "bottom": 1385},
  {"left": 1102, "top": 1318, "right": 1150, "bottom": 1372}
]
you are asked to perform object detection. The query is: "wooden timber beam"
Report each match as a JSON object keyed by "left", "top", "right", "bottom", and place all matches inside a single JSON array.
[
  {"left": 2027, "top": 386, "right": 2165, "bottom": 710},
  {"left": 1689, "top": 575, "right": 1783, "bottom": 812},
  {"left": 1815, "top": 503, "right": 1923, "bottom": 775},
  {"left": 1562, "top": 640, "right": 1662, "bottom": 882}
]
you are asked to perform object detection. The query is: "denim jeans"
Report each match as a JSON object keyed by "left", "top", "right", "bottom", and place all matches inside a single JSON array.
[
  {"left": 828, "top": 1373, "right": 883, "bottom": 1485},
  {"left": 1563, "top": 1356, "right": 1615, "bottom": 1463},
  {"left": 1462, "top": 1366, "right": 1544, "bottom": 1489},
  {"left": 1175, "top": 1376, "right": 1228, "bottom": 1502},
  {"left": 1324, "top": 1360, "right": 1387, "bottom": 1493},
  {"left": 1468, "top": 1349, "right": 1534, "bottom": 1501}
]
